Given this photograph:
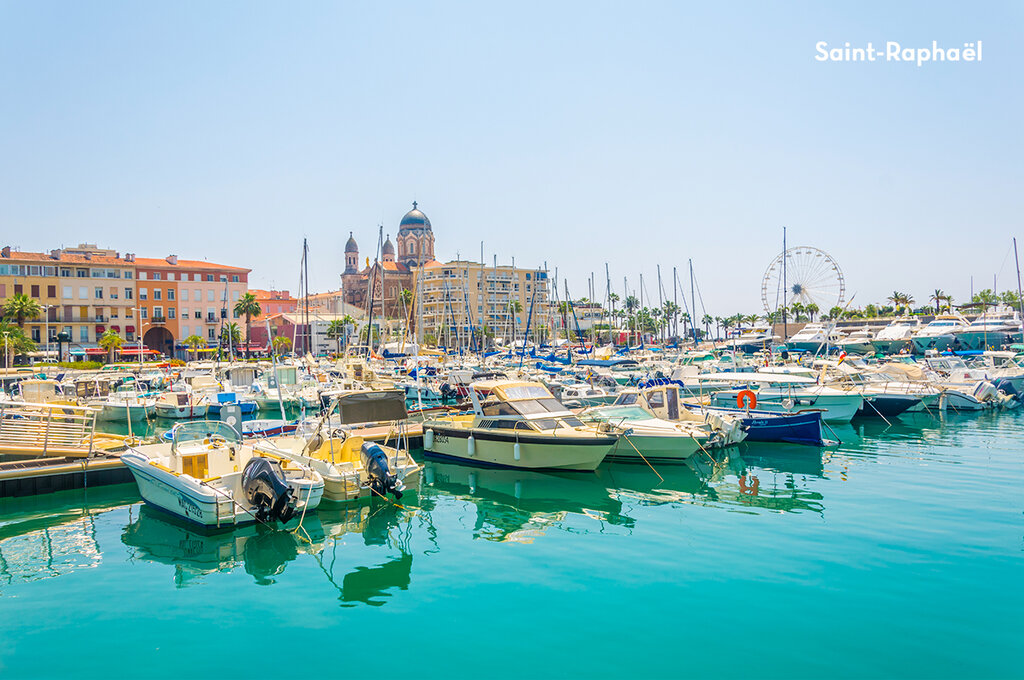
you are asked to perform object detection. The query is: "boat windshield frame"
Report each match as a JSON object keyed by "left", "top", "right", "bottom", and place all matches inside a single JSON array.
[{"left": 171, "top": 421, "right": 241, "bottom": 452}]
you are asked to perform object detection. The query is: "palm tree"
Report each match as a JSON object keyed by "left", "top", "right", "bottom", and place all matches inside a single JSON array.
[
  {"left": 221, "top": 322, "right": 242, "bottom": 357},
  {"left": 789, "top": 302, "right": 805, "bottom": 322},
  {"left": 98, "top": 330, "right": 123, "bottom": 364},
  {"left": 184, "top": 334, "right": 205, "bottom": 361},
  {"left": 233, "top": 292, "right": 262, "bottom": 360},
  {"left": 2, "top": 293, "right": 41, "bottom": 328},
  {"left": 702, "top": 314, "right": 713, "bottom": 339},
  {"left": 271, "top": 335, "right": 292, "bottom": 357},
  {"left": 508, "top": 299, "right": 523, "bottom": 344},
  {"left": 930, "top": 289, "right": 946, "bottom": 314},
  {"left": 326, "top": 320, "right": 345, "bottom": 355},
  {"left": 805, "top": 303, "right": 819, "bottom": 322},
  {"left": 0, "top": 321, "right": 35, "bottom": 367},
  {"left": 608, "top": 292, "right": 620, "bottom": 335}
]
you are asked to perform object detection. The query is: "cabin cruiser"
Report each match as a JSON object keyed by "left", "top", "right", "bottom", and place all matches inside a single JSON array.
[
  {"left": 869, "top": 317, "right": 921, "bottom": 355},
  {"left": 785, "top": 324, "right": 844, "bottom": 354},
  {"left": 558, "top": 383, "right": 618, "bottom": 408},
  {"left": 911, "top": 314, "right": 969, "bottom": 354},
  {"left": 835, "top": 328, "right": 876, "bottom": 355},
  {"left": 253, "top": 390, "right": 420, "bottom": 503},
  {"left": 422, "top": 380, "right": 617, "bottom": 471},
  {"left": 122, "top": 420, "right": 324, "bottom": 528},
  {"left": 957, "top": 309, "right": 1023, "bottom": 350},
  {"left": 728, "top": 326, "right": 778, "bottom": 354},
  {"left": 704, "top": 372, "right": 864, "bottom": 422}
]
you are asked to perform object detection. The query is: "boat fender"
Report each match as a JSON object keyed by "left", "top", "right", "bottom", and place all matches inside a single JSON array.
[
  {"left": 467, "top": 434, "right": 475, "bottom": 457},
  {"left": 514, "top": 441, "right": 521, "bottom": 461},
  {"left": 737, "top": 389, "right": 757, "bottom": 410},
  {"left": 424, "top": 429, "right": 434, "bottom": 449},
  {"left": 241, "top": 457, "right": 295, "bottom": 523}
]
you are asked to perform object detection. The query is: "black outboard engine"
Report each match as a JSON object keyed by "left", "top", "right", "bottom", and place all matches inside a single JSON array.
[
  {"left": 360, "top": 442, "right": 404, "bottom": 500},
  {"left": 241, "top": 457, "right": 296, "bottom": 523}
]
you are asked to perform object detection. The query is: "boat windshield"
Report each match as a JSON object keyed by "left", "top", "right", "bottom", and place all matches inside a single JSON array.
[
  {"left": 171, "top": 421, "right": 241, "bottom": 451},
  {"left": 502, "top": 385, "right": 553, "bottom": 400},
  {"left": 587, "top": 406, "right": 651, "bottom": 421},
  {"left": 508, "top": 398, "right": 571, "bottom": 416}
]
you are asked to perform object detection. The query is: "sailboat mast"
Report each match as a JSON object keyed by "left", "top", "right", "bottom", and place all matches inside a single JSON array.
[
  {"left": 303, "top": 237, "right": 310, "bottom": 355},
  {"left": 673, "top": 266, "right": 678, "bottom": 341},
  {"left": 782, "top": 226, "right": 788, "bottom": 341},
  {"left": 1015, "top": 238, "right": 1024, "bottom": 333},
  {"left": 689, "top": 259, "right": 697, "bottom": 344}
]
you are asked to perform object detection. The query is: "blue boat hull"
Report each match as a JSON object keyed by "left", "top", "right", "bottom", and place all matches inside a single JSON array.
[{"left": 691, "top": 406, "right": 824, "bottom": 446}]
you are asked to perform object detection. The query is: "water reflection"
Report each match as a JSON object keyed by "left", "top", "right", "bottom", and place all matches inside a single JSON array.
[
  {"left": 0, "top": 485, "right": 138, "bottom": 589},
  {"left": 722, "top": 442, "right": 827, "bottom": 514}
]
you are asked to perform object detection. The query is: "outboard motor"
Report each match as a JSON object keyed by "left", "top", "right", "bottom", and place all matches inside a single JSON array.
[
  {"left": 360, "top": 442, "right": 404, "bottom": 500},
  {"left": 241, "top": 457, "right": 296, "bottom": 523}
]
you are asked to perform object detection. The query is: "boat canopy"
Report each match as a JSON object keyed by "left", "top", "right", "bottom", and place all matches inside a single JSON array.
[
  {"left": 576, "top": 359, "right": 637, "bottom": 368},
  {"left": 692, "top": 372, "right": 817, "bottom": 385},
  {"left": 171, "top": 421, "right": 242, "bottom": 452},
  {"left": 331, "top": 390, "right": 407, "bottom": 424}
]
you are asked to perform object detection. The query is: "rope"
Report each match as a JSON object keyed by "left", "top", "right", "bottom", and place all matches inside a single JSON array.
[{"left": 622, "top": 434, "right": 663, "bottom": 483}]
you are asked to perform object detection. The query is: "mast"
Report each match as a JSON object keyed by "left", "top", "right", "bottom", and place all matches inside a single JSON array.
[
  {"left": 657, "top": 265, "right": 664, "bottom": 345},
  {"left": 689, "top": 259, "right": 697, "bottom": 344},
  {"left": 673, "top": 266, "right": 678, "bottom": 342},
  {"left": 303, "top": 237, "right": 310, "bottom": 355},
  {"left": 605, "top": 262, "right": 612, "bottom": 344},
  {"left": 782, "top": 226, "right": 788, "bottom": 341},
  {"left": 1015, "top": 238, "right": 1024, "bottom": 333}
]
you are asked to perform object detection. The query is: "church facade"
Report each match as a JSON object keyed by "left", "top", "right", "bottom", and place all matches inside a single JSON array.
[{"left": 341, "top": 202, "right": 439, "bottom": 318}]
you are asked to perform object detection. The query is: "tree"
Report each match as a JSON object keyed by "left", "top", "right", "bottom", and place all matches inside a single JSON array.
[
  {"left": 930, "top": 289, "right": 946, "bottom": 314},
  {"left": 1000, "top": 290, "right": 1020, "bottom": 308},
  {"left": 233, "top": 292, "right": 262, "bottom": 360},
  {"left": 184, "top": 334, "right": 205, "bottom": 361},
  {"left": 0, "top": 321, "right": 35, "bottom": 367},
  {"left": 805, "top": 303, "right": 819, "bottom": 322},
  {"left": 98, "top": 329, "right": 123, "bottom": 363},
  {"left": 2, "top": 293, "right": 41, "bottom": 328},
  {"left": 220, "top": 322, "right": 242, "bottom": 356},
  {"left": 702, "top": 314, "right": 713, "bottom": 339},
  {"left": 326, "top": 319, "right": 346, "bottom": 356},
  {"left": 972, "top": 289, "right": 998, "bottom": 306},
  {"left": 827, "top": 306, "right": 844, "bottom": 321},
  {"left": 271, "top": 335, "right": 292, "bottom": 356},
  {"left": 789, "top": 302, "right": 805, "bottom": 322}
]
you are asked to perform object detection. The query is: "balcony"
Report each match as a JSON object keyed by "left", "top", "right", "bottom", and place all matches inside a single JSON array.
[{"left": 151, "top": 316, "right": 167, "bottom": 324}]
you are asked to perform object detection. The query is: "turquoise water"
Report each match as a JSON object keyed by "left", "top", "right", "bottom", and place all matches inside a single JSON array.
[{"left": 1, "top": 411, "right": 1023, "bottom": 678}]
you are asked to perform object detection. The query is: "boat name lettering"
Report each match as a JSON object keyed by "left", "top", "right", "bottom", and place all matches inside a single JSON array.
[{"left": 177, "top": 494, "right": 203, "bottom": 519}]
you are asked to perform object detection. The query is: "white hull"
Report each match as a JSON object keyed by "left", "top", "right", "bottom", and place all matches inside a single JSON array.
[
  {"left": 99, "top": 403, "right": 154, "bottom": 422},
  {"left": 424, "top": 425, "right": 613, "bottom": 471},
  {"left": 155, "top": 404, "right": 210, "bottom": 419},
  {"left": 711, "top": 390, "right": 863, "bottom": 423}
]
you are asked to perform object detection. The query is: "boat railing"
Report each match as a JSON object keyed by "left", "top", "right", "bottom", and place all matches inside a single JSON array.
[{"left": 0, "top": 402, "right": 101, "bottom": 458}]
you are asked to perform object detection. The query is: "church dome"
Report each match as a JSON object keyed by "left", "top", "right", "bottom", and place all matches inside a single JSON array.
[
  {"left": 344, "top": 232, "right": 358, "bottom": 253},
  {"left": 382, "top": 235, "right": 395, "bottom": 255},
  {"left": 399, "top": 201, "right": 431, "bottom": 230}
]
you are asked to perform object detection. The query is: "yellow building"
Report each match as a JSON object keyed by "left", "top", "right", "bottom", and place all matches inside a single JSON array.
[
  {"left": 414, "top": 260, "right": 550, "bottom": 345},
  {"left": 0, "top": 245, "right": 137, "bottom": 356}
]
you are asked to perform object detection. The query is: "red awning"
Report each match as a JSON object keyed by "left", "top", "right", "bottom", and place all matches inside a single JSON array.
[
  {"left": 119, "top": 348, "right": 159, "bottom": 356},
  {"left": 85, "top": 348, "right": 106, "bottom": 355},
  {"left": 111, "top": 325, "right": 120, "bottom": 331},
  {"left": 95, "top": 325, "right": 105, "bottom": 333},
  {"left": 126, "top": 325, "right": 136, "bottom": 332}
]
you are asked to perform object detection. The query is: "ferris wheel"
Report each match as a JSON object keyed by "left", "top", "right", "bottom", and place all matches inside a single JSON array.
[{"left": 761, "top": 246, "right": 845, "bottom": 316}]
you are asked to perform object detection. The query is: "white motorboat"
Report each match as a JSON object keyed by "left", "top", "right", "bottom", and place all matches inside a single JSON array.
[
  {"left": 869, "top": 317, "right": 921, "bottom": 355},
  {"left": 122, "top": 420, "right": 324, "bottom": 528},
  {"left": 154, "top": 391, "right": 211, "bottom": 419},
  {"left": 579, "top": 404, "right": 723, "bottom": 461},
  {"left": 422, "top": 380, "right": 617, "bottom": 471},
  {"left": 98, "top": 391, "right": 156, "bottom": 422},
  {"left": 957, "top": 309, "right": 1023, "bottom": 350},
  {"left": 911, "top": 314, "right": 970, "bottom": 354},
  {"left": 704, "top": 372, "right": 864, "bottom": 422},
  {"left": 835, "top": 328, "right": 876, "bottom": 355},
  {"left": 785, "top": 324, "right": 844, "bottom": 354}
]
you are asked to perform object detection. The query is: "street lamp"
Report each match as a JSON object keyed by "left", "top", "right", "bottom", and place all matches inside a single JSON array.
[
  {"left": 2, "top": 331, "right": 9, "bottom": 370},
  {"left": 40, "top": 304, "right": 55, "bottom": 362}
]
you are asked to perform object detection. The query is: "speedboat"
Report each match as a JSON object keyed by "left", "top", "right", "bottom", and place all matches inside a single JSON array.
[
  {"left": 253, "top": 390, "right": 421, "bottom": 503},
  {"left": 579, "top": 404, "right": 724, "bottom": 462},
  {"left": 422, "top": 380, "right": 617, "bottom": 471},
  {"left": 705, "top": 372, "right": 864, "bottom": 423},
  {"left": 835, "top": 328, "right": 876, "bottom": 355},
  {"left": 122, "top": 420, "right": 324, "bottom": 528},
  {"left": 728, "top": 326, "right": 778, "bottom": 354},
  {"left": 97, "top": 391, "right": 156, "bottom": 422}
]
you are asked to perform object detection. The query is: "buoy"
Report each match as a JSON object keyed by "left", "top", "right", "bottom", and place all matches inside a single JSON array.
[
  {"left": 514, "top": 441, "right": 521, "bottom": 461},
  {"left": 737, "top": 389, "right": 757, "bottom": 410},
  {"left": 467, "top": 434, "right": 475, "bottom": 457},
  {"left": 424, "top": 429, "right": 434, "bottom": 449}
]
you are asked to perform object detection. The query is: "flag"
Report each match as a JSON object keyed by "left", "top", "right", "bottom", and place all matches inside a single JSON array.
[{"left": 838, "top": 350, "right": 848, "bottom": 364}]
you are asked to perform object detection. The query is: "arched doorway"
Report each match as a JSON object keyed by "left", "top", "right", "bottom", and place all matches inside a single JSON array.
[{"left": 143, "top": 327, "right": 174, "bottom": 357}]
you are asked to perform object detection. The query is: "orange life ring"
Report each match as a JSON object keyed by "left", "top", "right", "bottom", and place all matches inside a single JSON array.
[{"left": 737, "top": 389, "right": 757, "bottom": 409}]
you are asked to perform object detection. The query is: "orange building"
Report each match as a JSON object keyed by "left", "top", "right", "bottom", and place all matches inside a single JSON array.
[
  {"left": 131, "top": 256, "right": 250, "bottom": 356},
  {"left": 251, "top": 289, "right": 298, "bottom": 315}
]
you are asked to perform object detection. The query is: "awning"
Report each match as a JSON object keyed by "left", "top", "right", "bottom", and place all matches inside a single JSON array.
[
  {"left": 111, "top": 325, "right": 120, "bottom": 331},
  {"left": 85, "top": 348, "right": 106, "bottom": 355},
  {"left": 126, "top": 326, "right": 136, "bottom": 332},
  {"left": 95, "top": 325, "right": 105, "bottom": 333},
  {"left": 119, "top": 348, "right": 159, "bottom": 356}
]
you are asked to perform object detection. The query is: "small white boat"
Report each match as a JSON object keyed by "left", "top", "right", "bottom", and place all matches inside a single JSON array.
[
  {"left": 122, "top": 421, "right": 324, "bottom": 528},
  {"left": 154, "top": 391, "right": 211, "bottom": 419},
  {"left": 98, "top": 391, "right": 156, "bottom": 422}
]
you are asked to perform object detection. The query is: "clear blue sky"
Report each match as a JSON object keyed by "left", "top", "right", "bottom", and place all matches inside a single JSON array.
[{"left": 1, "top": 1, "right": 1021, "bottom": 316}]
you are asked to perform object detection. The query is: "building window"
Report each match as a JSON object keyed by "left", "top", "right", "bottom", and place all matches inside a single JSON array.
[
  {"left": 207, "top": 290, "right": 215, "bottom": 302},
  {"left": 76, "top": 269, "right": 88, "bottom": 278},
  {"left": 80, "top": 326, "right": 88, "bottom": 342},
  {"left": 95, "top": 287, "right": 103, "bottom": 299},
  {"left": 153, "top": 289, "right": 161, "bottom": 301},
  {"left": 181, "top": 289, "right": 189, "bottom": 301},
  {"left": 138, "top": 272, "right": 147, "bottom": 280},
  {"left": 139, "top": 288, "right": 147, "bottom": 300},
  {"left": 14, "top": 284, "right": 22, "bottom": 295},
  {"left": 46, "top": 285, "right": 57, "bottom": 299},
  {"left": 232, "top": 275, "right": 239, "bottom": 283},
  {"left": 78, "top": 286, "right": 88, "bottom": 300},
  {"left": 195, "top": 310, "right": 202, "bottom": 319},
  {"left": 168, "top": 307, "right": 176, "bottom": 319},
  {"left": 140, "top": 308, "right": 148, "bottom": 319},
  {"left": 181, "top": 325, "right": 190, "bottom": 337},
  {"left": 152, "top": 272, "right": 161, "bottom": 281},
  {"left": 167, "top": 289, "right": 175, "bottom": 301},
  {"left": 207, "top": 327, "right": 215, "bottom": 340},
  {"left": 30, "top": 284, "right": 39, "bottom": 297},
  {"left": 31, "top": 327, "right": 40, "bottom": 342},
  {"left": 194, "top": 289, "right": 201, "bottom": 301},
  {"left": 60, "top": 268, "right": 72, "bottom": 277},
  {"left": 62, "top": 286, "right": 72, "bottom": 299},
  {"left": 153, "top": 306, "right": 163, "bottom": 319},
  {"left": 206, "top": 275, "right": 214, "bottom": 282}
]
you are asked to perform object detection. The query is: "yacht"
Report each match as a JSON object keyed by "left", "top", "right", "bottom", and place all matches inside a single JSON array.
[
  {"left": 729, "top": 326, "right": 778, "bottom": 354},
  {"left": 911, "top": 314, "right": 970, "bottom": 354},
  {"left": 835, "top": 328, "right": 876, "bottom": 355},
  {"left": 869, "top": 317, "right": 921, "bottom": 355},
  {"left": 957, "top": 309, "right": 1023, "bottom": 350},
  {"left": 785, "top": 324, "right": 844, "bottom": 353},
  {"left": 422, "top": 380, "right": 617, "bottom": 471},
  {"left": 122, "top": 420, "right": 324, "bottom": 528}
]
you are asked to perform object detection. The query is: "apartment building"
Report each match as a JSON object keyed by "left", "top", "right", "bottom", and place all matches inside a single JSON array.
[{"left": 414, "top": 260, "right": 550, "bottom": 345}]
